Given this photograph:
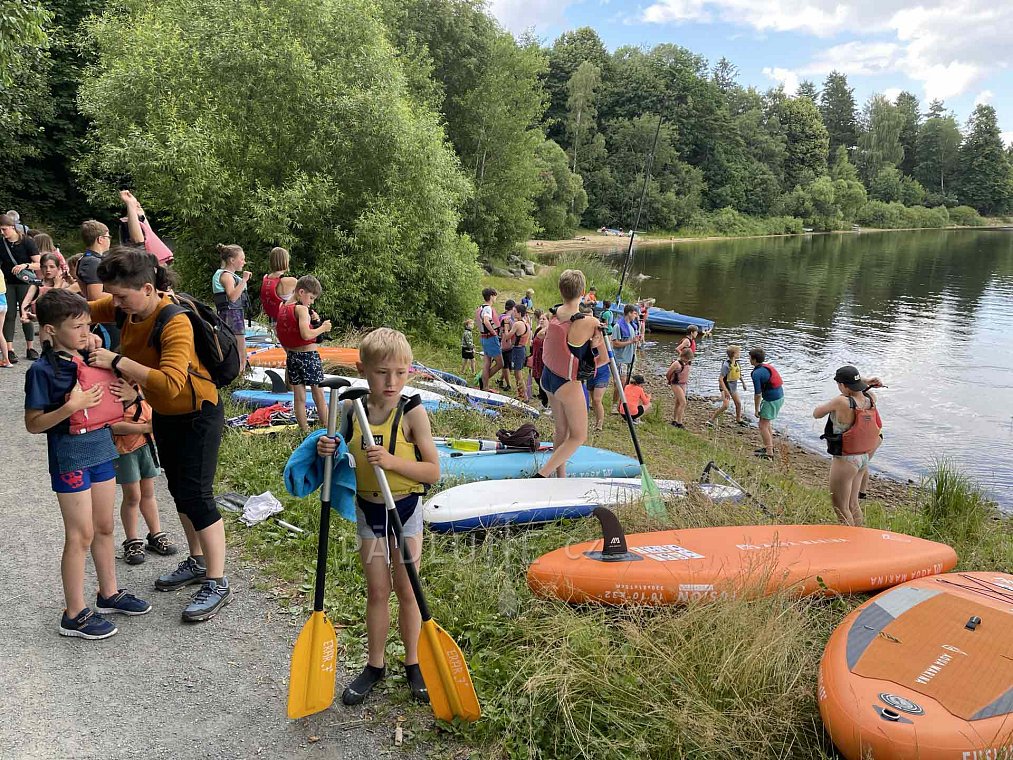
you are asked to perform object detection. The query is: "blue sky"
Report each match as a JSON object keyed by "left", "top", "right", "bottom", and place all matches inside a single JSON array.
[{"left": 488, "top": 0, "right": 1013, "bottom": 144}]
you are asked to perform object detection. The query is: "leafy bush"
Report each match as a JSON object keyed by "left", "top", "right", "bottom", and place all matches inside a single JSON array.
[
  {"left": 77, "top": 0, "right": 480, "bottom": 332},
  {"left": 855, "top": 200, "right": 906, "bottom": 228},
  {"left": 683, "top": 208, "right": 803, "bottom": 236},
  {"left": 948, "top": 205, "right": 986, "bottom": 226}
]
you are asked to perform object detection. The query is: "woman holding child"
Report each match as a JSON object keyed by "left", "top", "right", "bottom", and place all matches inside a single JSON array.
[{"left": 86, "top": 247, "right": 231, "bottom": 622}]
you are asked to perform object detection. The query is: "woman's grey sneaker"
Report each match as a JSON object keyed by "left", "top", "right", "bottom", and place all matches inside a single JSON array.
[
  {"left": 122, "top": 538, "right": 146, "bottom": 565},
  {"left": 146, "top": 531, "right": 178, "bottom": 556},
  {"left": 60, "top": 608, "right": 118, "bottom": 640},
  {"left": 182, "top": 578, "right": 232, "bottom": 622},
  {"left": 155, "top": 556, "right": 206, "bottom": 591},
  {"left": 96, "top": 589, "right": 152, "bottom": 616}
]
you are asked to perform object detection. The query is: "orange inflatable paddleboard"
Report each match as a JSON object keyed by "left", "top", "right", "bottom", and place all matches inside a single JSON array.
[
  {"left": 247, "top": 346, "right": 360, "bottom": 369},
  {"left": 819, "top": 572, "right": 1013, "bottom": 760},
  {"left": 526, "top": 509, "right": 958, "bottom": 605}
]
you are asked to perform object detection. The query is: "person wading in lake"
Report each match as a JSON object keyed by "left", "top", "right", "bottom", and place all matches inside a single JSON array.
[{"left": 813, "top": 366, "right": 884, "bottom": 526}]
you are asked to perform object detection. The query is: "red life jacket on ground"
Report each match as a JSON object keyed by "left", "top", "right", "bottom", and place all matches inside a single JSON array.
[
  {"left": 542, "top": 314, "right": 607, "bottom": 381},
  {"left": 260, "top": 274, "right": 284, "bottom": 321},
  {"left": 66, "top": 355, "right": 125, "bottom": 435},
  {"left": 275, "top": 303, "right": 314, "bottom": 349},
  {"left": 475, "top": 304, "right": 500, "bottom": 339}
]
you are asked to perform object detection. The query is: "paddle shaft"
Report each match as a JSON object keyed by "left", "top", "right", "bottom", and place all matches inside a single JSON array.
[
  {"left": 348, "top": 399, "right": 432, "bottom": 622},
  {"left": 702, "top": 461, "right": 773, "bottom": 518},
  {"left": 615, "top": 114, "right": 664, "bottom": 303},
  {"left": 313, "top": 387, "right": 342, "bottom": 612},
  {"left": 600, "top": 328, "right": 648, "bottom": 466}
]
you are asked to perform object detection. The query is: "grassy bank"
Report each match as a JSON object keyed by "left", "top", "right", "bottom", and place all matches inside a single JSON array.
[{"left": 217, "top": 267, "right": 1010, "bottom": 758}]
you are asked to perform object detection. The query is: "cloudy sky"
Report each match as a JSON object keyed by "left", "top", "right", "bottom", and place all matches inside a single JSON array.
[{"left": 488, "top": 0, "right": 1013, "bottom": 143}]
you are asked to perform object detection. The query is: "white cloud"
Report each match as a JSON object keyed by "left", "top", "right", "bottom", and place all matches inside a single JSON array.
[
  {"left": 881, "top": 87, "right": 903, "bottom": 102},
  {"left": 762, "top": 66, "right": 799, "bottom": 95},
  {"left": 486, "top": 0, "right": 579, "bottom": 33},
  {"left": 1002, "top": 131, "right": 1013, "bottom": 148},
  {"left": 639, "top": 0, "right": 1011, "bottom": 100},
  {"left": 974, "top": 90, "right": 994, "bottom": 107}
]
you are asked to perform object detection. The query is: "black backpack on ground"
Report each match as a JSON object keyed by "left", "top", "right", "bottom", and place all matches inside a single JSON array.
[{"left": 119, "top": 293, "right": 241, "bottom": 387}]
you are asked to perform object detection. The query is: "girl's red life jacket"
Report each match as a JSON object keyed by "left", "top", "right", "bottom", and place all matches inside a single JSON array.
[
  {"left": 276, "top": 303, "right": 315, "bottom": 349},
  {"left": 542, "top": 314, "right": 607, "bottom": 381},
  {"left": 260, "top": 274, "right": 284, "bottom": 321},
  {"left": 666, "top": 359, "right": 692, "bottom": 385},
  {"left": 66, "top": 355, "right": 125, "bottom": 435},
  {"left": 475, "top": 304, "right": 500, "bottom": 338},
  {"left": 842, "top": 395, "right": 882, "bottom": 455},
  {"left": 529, "top": 332, "right": 545, "bottom": 379},
  {"left": 514, "top": 320, "right": 531, "bottom": 348},
  {"left": 756, "top": 362, "right": 783, "bottom": 392}
]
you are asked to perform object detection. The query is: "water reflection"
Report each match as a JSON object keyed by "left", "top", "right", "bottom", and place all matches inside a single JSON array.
[{"left": 605, "top": 230, "right": 1013, "bottom": 510}]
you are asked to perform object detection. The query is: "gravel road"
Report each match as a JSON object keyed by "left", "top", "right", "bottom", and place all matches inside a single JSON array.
[{"left": 0, "top": 353, "right": 430, "bottom": 760}]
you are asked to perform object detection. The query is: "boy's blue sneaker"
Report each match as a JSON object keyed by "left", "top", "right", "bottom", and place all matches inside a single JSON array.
[
  {"left": 60, "top": 608, "right": 118, "bottom": 640},
  {"left": 182, "top": 578, "right": 232, "bottom": 622},
  {"left": 96, "top": 589, "right": 152, "bottom": 616},
  {"left": 155, "top": 556, "right": 206, "bottom": 591}
]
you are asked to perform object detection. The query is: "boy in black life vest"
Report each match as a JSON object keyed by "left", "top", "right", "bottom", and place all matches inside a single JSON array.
[
  {"left": 25, "top": 289, "right": 151, "bottom": 640},
  {"left": 748, "top": 347, "right": 784, "bottom": 460},
  {"left": 317, "top": 328, "right": 440, "bottom": 706},
  {"left": 275, "top": 275, "right": 332, "bottom": 433}
]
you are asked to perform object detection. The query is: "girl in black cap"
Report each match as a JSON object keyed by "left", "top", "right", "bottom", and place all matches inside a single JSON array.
[{"left": 812, "top": 366, "right": 884, "bottom": 526}]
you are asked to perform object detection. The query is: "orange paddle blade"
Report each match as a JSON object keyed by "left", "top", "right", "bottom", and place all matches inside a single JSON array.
[
  {"left": 287, "top": 611, "right": 338, "bottom": 719},
  {"left": 418, "top": 619, "right": 481, "bottom": 723}
]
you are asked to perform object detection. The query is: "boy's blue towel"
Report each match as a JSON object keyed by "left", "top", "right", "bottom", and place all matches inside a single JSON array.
[{"left": 284, "top": 430, "right": 358, "bottom": 522}]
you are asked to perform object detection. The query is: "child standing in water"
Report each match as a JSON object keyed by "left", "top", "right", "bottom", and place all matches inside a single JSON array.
[
  {"left": 460, "top": 318, "right": 475, "bottom": 377},
  {"left": 707, "top": 345, "right": 746, "bottom": 427},
  {"left": 212, "top": 244, "right": 251, "bottom": 373},
  {"left": 317, "top": 328, "right": 440, "bottom": 706},
  {"left": 666, "top": 347, "right": 694, "bottom": 428}
]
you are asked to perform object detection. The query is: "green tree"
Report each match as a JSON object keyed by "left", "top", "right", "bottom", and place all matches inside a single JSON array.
[
  {"left": 869, "top": 166, "right": 904, "bottom": 202},
  {"left": 895, "top": 91, "right": 921, "bottom": 176},
  {"left": 914, "top": 100, "right": 962, "bottom": 197},
  {"left": 0, "top": 0, "right": 50, "bottom": 82},
  {"left": 544, "top": 27, "right": 609, "bottom": 143},
  {"left": 796, "top": 80, "right": 819, "bottom": 102},
  {"left": 532, "top": 138, "right": 587, "bottom": 238},
  {"left": 819, "top": 71, "right": 858, "bottom": 159},
  {"left": 711, "top": 57, "right": 738, "bottom": 92},
  {"left": 829, "top": 144, "right": 859, "bottom": 182},
  {"left": 856, "top": 94, "right": 905, "bottom": 183},
  {"left": 956, "top": 104, "right": 1012, "bottom": 214},
  {"left": 565, "top": 60, "right": 601, "bottom": 178},
  {"left": 78, "top": 0, "right": 479, "bottom": 330},
  {"left": 779, "top": 96, "right": 829, "bottom": 189}
]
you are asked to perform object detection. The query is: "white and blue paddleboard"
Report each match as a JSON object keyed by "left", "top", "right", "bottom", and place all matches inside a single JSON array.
[
  {"left": 437, "top": 445, "right": 641, "bottom": 484},
  {"left": 423, "top": 477, "right": 743, "bottom": 532}
]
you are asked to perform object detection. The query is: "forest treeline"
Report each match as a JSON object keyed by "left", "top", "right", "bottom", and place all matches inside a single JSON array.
[{"left": 3, "top": 0, "right": 1010, "bottom": 326}]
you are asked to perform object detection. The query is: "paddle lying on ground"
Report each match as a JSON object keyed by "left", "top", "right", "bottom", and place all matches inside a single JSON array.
[
  {"left": 342, "top": 387, "right": 481, "bottom": 723},
  {"left": 700, "top": 460, "right": 774, "bottom": 518},
  {"left": 287, "top": 377, "right": 349, "bottom": 719},
  {"left": 448, "top": 445, "right": 552, "bottom": 458},
  {"left": 600, "top": 328, "right": 665, "bottom": 518}
]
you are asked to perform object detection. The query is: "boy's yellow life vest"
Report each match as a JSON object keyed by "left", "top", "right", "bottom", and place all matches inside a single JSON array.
[
  {"left": 727, "top": 360, "right": 741, "bottom": 383},
  {"left": 347, "top": 395, "right": 426, "bottom": 499}
]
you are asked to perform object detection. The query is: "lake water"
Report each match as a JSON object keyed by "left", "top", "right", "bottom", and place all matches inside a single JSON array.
[{"left": 593, "top": 229, "right": 1013, "bottom": 511}]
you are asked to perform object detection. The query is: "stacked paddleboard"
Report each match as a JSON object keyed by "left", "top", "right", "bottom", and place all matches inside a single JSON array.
[
  {"left": 437, "top": 445, "right": 639, "bottom": 482},
  {"left": 820, "top": 572, "right": 1013, "bottom": 760},
  {"left": 527, "top": 520, "right": 958, "bottom": 605},
  {"left": 424, "top": 478, "right": 742, "bottom": 532}
]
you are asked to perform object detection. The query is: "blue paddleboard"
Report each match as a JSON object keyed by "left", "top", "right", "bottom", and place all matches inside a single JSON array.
[{"left": 437, "top": 444, "right": 639, "bottom": 481}]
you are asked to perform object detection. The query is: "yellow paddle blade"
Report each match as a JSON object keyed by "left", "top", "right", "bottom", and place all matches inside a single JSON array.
[
  {"left": 287, "top": 611, "right": 338, "bottom": 719},
  {"left": 418, "top": 619, "right": 481, "bottom": 723}
]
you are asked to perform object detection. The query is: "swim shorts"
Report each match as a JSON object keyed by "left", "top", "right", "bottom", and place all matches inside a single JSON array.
[
  {"left": 52, "top": 460, "right": 117, "bottom": 494},
  {"left": 587, "top": 363, "right": 611, "bottom": 390},
  {"left": 510, "top": 346, "right": 527, "bottom": 371},
  {"left": 759, "top": 397, "right": 785, "bottom": 421},
  {"left": 480, "top": 335, "right": 501, "bottom": 358},
  {"left": 286, "top": 349, "right": 324, "bottom": 387},
  {"left": 114, "top": 445, "right": 159, "bottom": 485},
  {"left": 355, "top": 494, "right": 422, "bottom": 540}
]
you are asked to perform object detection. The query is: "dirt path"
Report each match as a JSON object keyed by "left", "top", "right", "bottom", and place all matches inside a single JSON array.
[{"left": 0, "top": 357, "right": 419, "bottom": 759}]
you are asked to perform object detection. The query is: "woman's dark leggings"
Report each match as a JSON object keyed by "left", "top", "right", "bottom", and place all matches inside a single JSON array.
[
  {"left": 632, "top": 405, "right": 645, "bottom": 420},
  {"left": 153, "top": 400, "right": 225, "bottom": 531},
  {"left": 2, "top": 280, "right": 34, "bottom": 343}
]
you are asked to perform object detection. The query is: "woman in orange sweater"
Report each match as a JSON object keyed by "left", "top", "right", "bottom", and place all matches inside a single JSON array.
[{"left": 86, "top": 247, "right": 230, "bottom": 623}]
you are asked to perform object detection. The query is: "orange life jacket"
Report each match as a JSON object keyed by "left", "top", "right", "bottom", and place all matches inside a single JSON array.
[
  {"left": 542, "top": 313, "right": 607, "bottom": 381},
  {"left": 260, "top": 274, "right": 285, "bottom": 321},
  {"left": 276, "top": 303, "right": 315, "bottom": 349}
]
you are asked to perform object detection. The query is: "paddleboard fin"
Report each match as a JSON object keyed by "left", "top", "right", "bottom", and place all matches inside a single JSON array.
[
  {"left": 266, "top": 369, "right": 287, "bottom": 394},
  {"left": 589, "top": 507, "right": 640, "bottom": 562}
]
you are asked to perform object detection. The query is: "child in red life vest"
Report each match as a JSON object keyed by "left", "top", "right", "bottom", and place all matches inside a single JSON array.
[
  {"left": 24, "top": 289, "right": 151, "bottom": 640},
  {"left": 276, "top": 275, "right": 332, "bottom": 433},
  {"left": 109, "top": 380, "right": 177, "bottom": 565},
  {"left": 812, "top": 366, "right": 884, "bottom": 527},
  {"left": 260, "top": 246, "right": 297, "bottom": 327},
  {"left": 748, "top": 347, "right": 784, "bottom": 459}
]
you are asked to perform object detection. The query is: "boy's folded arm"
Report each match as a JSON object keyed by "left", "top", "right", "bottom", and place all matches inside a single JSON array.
[
  {"left": 111, "top": 420, "right": 151, "bottom": 435},
  {"left": 25, "top": 404, "right": 75, "bottom": 434}
]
